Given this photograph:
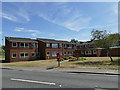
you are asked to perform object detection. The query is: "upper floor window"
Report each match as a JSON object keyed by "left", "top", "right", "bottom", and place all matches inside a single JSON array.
[
  {"left": 12, "top": 52, "right": 17, "bottom": 58},
  {"left": 64, "top": 44, "right": 67, "bottom": 48},
  {"left": 59, "top": 43, "right": 62, "bottom": 48},
  {"left": 73, "top": 45, "right": 75, "bottom": 48},
  {"left": 67, "top": 44, "right": 72, "bottom": 49},
  {"left": 80, "top": 45, "right": 83, "bottom": 48},
  {"left": 46, "top": 43, "right": 50, "bottom": 48},
  {"left": 12, "top": 42, "right": 17, "bottom": 47},
  {"left": 31, "top": 43, "right": 35, "bottom": 48},
  {"left": 52, "top": 44, "right": 58, "bottom": 48},
  {"left": 81, "top": 51, "right": 84, "bottom": 54},
  {"left": 20, "top": 43, "right": 29, "bottom": 48}
]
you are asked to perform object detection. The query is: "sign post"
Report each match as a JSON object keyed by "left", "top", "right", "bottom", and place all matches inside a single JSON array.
[{"left": 57, "top": 53, "right": 61, "bottom": 67}]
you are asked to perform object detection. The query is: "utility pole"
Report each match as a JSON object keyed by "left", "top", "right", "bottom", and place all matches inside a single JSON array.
[{"left": 2, "top": 39, "right": 3, "bottom": 60}]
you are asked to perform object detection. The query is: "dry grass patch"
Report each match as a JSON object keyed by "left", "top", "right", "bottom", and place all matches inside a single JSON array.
[
  {"left": 2, "top": 59, "right": 57, "bottom": 67},
  {"left": 48, "top": 57, "right": 120, "bottom": 70}
]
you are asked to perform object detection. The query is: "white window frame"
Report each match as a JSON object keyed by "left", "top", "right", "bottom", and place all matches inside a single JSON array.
[
  {"left": 85, "top": 51, "right": 91, "bottom": 55},
  {"left": 46, "top": 43, "right": 50, "bottom": 48},
  {"left": 20, "top": 52, "right": 29, "bottom": 58},
  {"left": 31, "top": 43, "right": 35, "bottom": 48},
  {"left": 59, "top": 43, "right": 62, "bottom": 48},
  {"left": 31, "top": 52, "right": 36, "bottom": 57},
  {"left": 52, "top": 52, "right": 57, "bottom": 57},
  {"left": 47, "top": 52, "right": 50, "bottom": 56},
  {"left": 64, "top": 52, "right": 66, "bottom": 55},
  {"left": 12, "top": 52, "right": 17, "bottom": 58},
  {"left": 81, "top": 51, "right": 84, "bottom": 54},
  {"left": 52, "top": 43, "right": 58, "bottom": 48},
  {"left": 68, "top": 44, "right": 72, "bottom": 49},
  {"left": 93, "top": 50, "right": 97, "bottom": 54},
  {"left": 12, "top": 42, "right": 17, "bottom": 47},
  {"left": 68, "top": 52, "right": 72, "bottom": 55},
  {"left": 20, "top": 43, "right": 29, "bottom": 48}
]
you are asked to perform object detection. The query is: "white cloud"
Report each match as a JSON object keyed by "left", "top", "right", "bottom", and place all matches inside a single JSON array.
[
  {"left": 2, "top": 13, "right": 18, "bottom": 22},
  {"left": 38, "top": 3, "right": 92, "bottom": 32},
  {"left": 113, "top": 3, "right": 118, "bottom": 15},
  {"left": 0, "top": 32, "right": 2, "bottom": 34}
]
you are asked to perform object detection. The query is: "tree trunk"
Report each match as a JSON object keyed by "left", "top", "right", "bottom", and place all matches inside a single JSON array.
[{"left": 107, "top": 49, "right": 113, "bottom": 62}]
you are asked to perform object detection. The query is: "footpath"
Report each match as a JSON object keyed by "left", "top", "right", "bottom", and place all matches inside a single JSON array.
[{"left": 1, "top": 65, "right": 119, "bottom": 75}]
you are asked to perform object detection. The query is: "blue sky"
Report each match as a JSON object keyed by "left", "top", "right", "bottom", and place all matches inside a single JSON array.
[{"left": 1, "top": 2, "right": 118, "bottom": 44}]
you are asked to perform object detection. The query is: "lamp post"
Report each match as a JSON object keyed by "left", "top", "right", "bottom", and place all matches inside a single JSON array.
[{"left": 2, "top": 39, "right": 3, "bottom": 60}]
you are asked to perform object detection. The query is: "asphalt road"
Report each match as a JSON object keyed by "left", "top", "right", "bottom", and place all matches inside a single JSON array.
[{"left": 2, "top": 69, "right": 119, "bottom": 89}]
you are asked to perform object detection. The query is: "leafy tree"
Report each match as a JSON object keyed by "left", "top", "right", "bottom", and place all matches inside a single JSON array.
[
  {"left": 70, "top": 39, "right": 78, "bottom": 43},
  {"left": 91, "top": 30, "right": 120, "bottom": 62}
]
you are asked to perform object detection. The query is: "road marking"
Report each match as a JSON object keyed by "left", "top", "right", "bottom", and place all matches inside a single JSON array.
[{"left": 11, "top": 78, "right": 56, "bottom": 85}]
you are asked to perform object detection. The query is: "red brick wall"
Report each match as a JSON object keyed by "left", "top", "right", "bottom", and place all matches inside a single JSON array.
[{"left": 5, "top": 39, "right": 38, "bottom": 62}]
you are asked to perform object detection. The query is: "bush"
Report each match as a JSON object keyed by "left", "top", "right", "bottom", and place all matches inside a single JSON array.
[
  {"left": 79, "top": 57, "right": 86, "bottom": 60},
  {"left": 63, "top": 57, "right": 68, "bottom": 60},
  {"left": 69, "top": 56, "right": 74, "bottom": 59},
  {"left": 60, "top": 58, "right": 64, "bottom": 61}
]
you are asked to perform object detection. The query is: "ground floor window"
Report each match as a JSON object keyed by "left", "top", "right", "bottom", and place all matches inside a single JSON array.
[
  {"left": 93, "top": 50, "right": 97, "bottom": 54},
  {"left": 81, "top": 51, "right": 84, "bottom": 54},
  {"left": 64, "top": 52, "right": 66, "bottom": 55},
  {"left": 47, "top": 52, "right": 50, "bottom": 56},
  {"left": 12, "top": 53, "right": 17, "bottom": 58},
  {"left": 20, "top": 52, "right": 29, "bottom": 58},
  {"left": 31, "top": 52, "right": 36, "bottom": 57},
  {"left": 52, "top": 52, "right": 57, "bottom": 57},
  {"left": 85, "top": 51, "right": 91, "bottom": 55},
  {"left": 68, "top": 52, "right": 72, "bottom": 55}
]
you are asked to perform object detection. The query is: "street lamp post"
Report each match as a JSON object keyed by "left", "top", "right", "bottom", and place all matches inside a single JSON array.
[{"left": 2, "top": 39, "right": 3, "bottom": 60}]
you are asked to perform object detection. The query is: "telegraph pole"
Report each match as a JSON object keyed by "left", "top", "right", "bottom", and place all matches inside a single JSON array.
[{"left": 2, "top": 39, "right": 3, "bottom": 60}]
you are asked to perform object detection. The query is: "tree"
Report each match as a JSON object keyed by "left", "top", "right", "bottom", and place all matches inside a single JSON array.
[
  {"left": 70, "top": 39, "right": 78, "bottom": 43},
  {"left": 91, "top": 30, "right": 120, "bottom": 62}
]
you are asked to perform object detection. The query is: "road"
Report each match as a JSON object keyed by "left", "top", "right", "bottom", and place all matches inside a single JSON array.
[{"left": 2, "top": 69, "right": 119, "bottom": 89}]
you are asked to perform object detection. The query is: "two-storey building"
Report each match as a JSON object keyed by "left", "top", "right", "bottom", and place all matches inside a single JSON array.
[
  {"left": 37, "top": 38, "right": 76, "bottom": 59},
  {"left": 5, "top": 37, "right": 38, "bottom": 62}
]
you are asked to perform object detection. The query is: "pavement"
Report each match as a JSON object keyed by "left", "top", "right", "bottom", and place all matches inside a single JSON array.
[{"left": 1, "top": 65, "right": 120, "bottom": 75}]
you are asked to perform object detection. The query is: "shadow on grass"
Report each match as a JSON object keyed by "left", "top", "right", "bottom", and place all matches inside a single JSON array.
[{"left": 74, "top": 59, "right": 120, "bottom": 66}]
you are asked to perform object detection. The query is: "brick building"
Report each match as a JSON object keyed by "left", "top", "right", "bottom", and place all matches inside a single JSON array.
[
  {"left": 76, "top": 41, "right": 120, "bottom": 57},
  {"left": 5, "top": 37, "right": 38, "bottom": 62},
  {"left": 37, "top": 38, "right": 77, "bottom": 59}
]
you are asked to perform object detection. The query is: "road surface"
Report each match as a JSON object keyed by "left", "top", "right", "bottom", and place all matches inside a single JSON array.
[{"left": 2, "top": 69, "right": 119, "bottom": 89}]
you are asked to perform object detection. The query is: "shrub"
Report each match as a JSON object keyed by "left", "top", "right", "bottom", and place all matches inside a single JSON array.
[
  {"left": 79, "top": 57, "right": 86, "bottom": 60},
  {"left": 60, "top": 58, "right": 64, "bottom": 61},
  {"left": 69, "top": 56, "right": 74, "bottom": 59},
  {"left": 69, "top": 59, "right": 76, "bottom": 62},
  {"left": 63, "top": 57, "right": 68, "bottom": 60}
]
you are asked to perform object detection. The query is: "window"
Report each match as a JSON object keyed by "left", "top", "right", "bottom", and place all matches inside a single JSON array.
[
  {"left": 52, "top": 44, "right": 58, "bottom": 48},
  {"left": 46, "top": 43, "right": 50, "bottom": 47},
  {"left": 80, "top": 45, "right": 83, "bottom": 48},
  {"left": 52, "top": 52, "right": 57, "bottom": 57},
  {"left": 20, "top": 43, "right": 29, "bottom": 48},
  {"left": 64, "top": 52, "right": 66, "bottom": 55},
  {"left": 64, "top": 44, "right": 67, "bottom": 48},
  {"left": 12, "top": 42, "right": 17, "bottom": 47},
  {"left": 85, "top": 51, "right": 91, "bottom": 55},
  {"left": 47, "top": 52, "right": 50, "bottom": 56},
  {"left": 31, "top": 52, "right": 36, "bottom": 57},
  {"left": 68, "top": 52, "right": 72, "bottom": 55},
  {"left": 81, "top": 51, "right": 84, "bottom": 54},
  {"left": 68, "top": 44, "right": 72, "bottom": 49},
  {"left": 59, "top": 43, "right": 62, "bottom": 48},
  {"left": 37, "top": 43, "right": 38, "bottom": 48},
  {"left": 12, "top": 53, "right": 17, "bottom": 58},
  {"left": 93, "top": 50, "right": 97, "bottom": 54},
  {"left": 20, "top": 52, "right": 29, "bottom": 58},
  {"left": 31, "top": 43, "right": 35, "bottom": 48}
]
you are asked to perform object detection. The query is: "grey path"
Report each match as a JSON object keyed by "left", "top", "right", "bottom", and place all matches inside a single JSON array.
[{"left": 2, "top": 69, "right": 119, "bottom": 88}]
